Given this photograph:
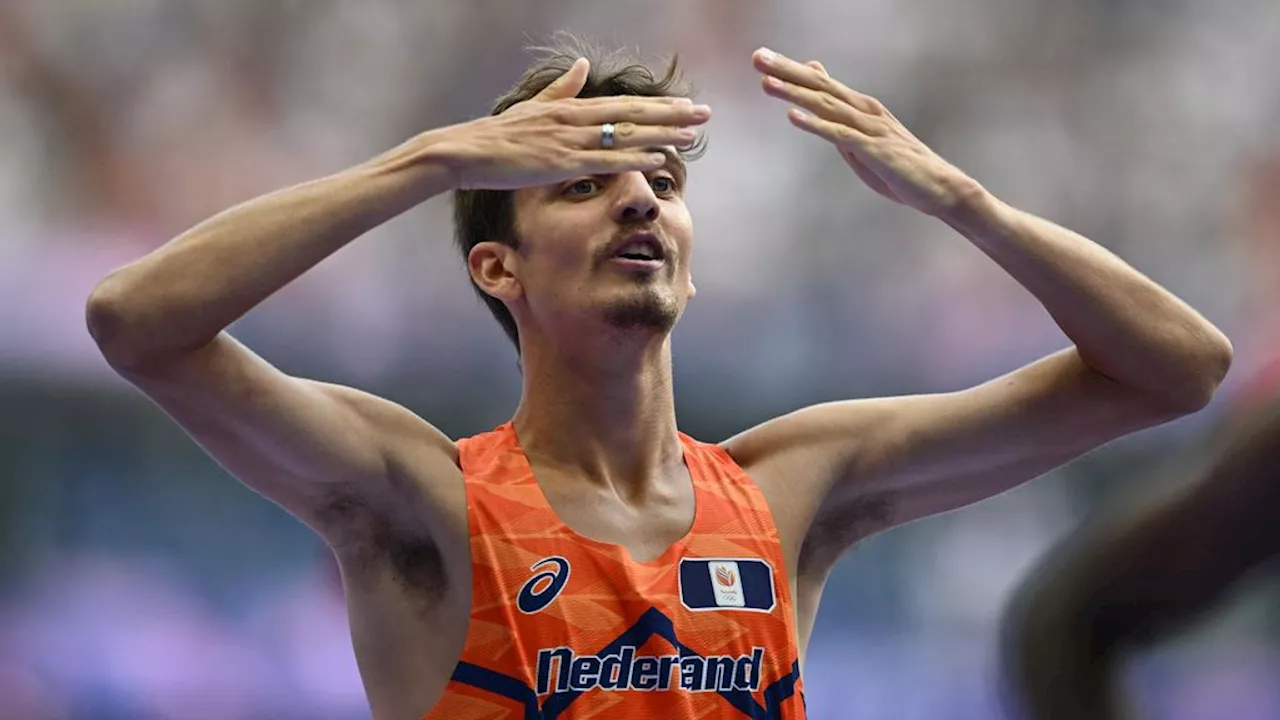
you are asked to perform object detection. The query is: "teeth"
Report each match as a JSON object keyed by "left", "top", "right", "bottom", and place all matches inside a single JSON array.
[{"left": 619, "top": 242, "right": 656, "bottom": 259}]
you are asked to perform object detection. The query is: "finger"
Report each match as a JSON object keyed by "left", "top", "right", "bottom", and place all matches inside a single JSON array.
[
  {"left": 806, "top": 60, "right": 828, "bottom": 76},
  {"left": 786, "top": 109, "right": 894, "bottom": 201},
  {"left": 787, "top": 107, "right": 866, "bottom": 149},
  {"left": 763, "top": 75, "right": 880, "bottom": 135},
  {"left": 533, "top": 57, "right": 590, "bottom": 102},
  {"left": 754, "top": 48, "right": 880, "bottom": 115},
  {"left": 573, "top": 122, "right": 698, "bottom": 151},
  {"left": 573, "top": 149, "right": 671, "bottom": 175},
  {"left": 568, "top": 96, "right": 711, "bottom": 127}
]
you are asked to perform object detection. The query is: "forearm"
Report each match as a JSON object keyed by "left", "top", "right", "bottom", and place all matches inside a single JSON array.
[
  {"left": 86, "top": 130, "right": 456, "bottom": 368},
  {"left": 940, "top": 191, "right": 1232, "bottom": 410}
]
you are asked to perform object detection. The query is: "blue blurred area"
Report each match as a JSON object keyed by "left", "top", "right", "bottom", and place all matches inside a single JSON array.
[{"left": 2, "top": 1, "right": 1279, "bottom": 718}]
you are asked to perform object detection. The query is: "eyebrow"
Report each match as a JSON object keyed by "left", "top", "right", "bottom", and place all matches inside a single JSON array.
[
  {"left": 545, "top": 147, "right": 689, "bottom": 198},
  {"left": 646, "top": 146, "right": 688, "bottom": 184}
]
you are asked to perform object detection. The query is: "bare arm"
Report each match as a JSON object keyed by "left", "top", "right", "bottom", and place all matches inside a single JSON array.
[
  {"left": 85, "top": 59, "right": 710, "bottom": 542},
  {"left": 731, "top": 349, "right": 1174, "bottom": 575},
  {"left": 942, "top": 194, "right": 1231, "bottom": 408},
  {"left": 85, "top": 138, "right": 462, "bottom": 540},
  {"left": 86, "top": 150, "right": 451, "bottom": 369},
  {"left": 999, "top": 397, "right": 1280, "bottom": 720},
  {"left": 756, "top": 48, "right": 1231, "bottom": 414},
  {"left": 733, "top": 50, "right": 1232, "bottom": 582}
]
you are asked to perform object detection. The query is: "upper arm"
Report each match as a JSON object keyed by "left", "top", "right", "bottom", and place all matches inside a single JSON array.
[
  {"left": 115, "top": 332, "right": 458, "bottom": 543},
  {"left": 727, "top": 348, "right": 1184, "bottom": 573}
]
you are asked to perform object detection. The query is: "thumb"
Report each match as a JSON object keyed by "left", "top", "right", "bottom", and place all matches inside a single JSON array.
[
  {"left": 534, "top": 57, "right": 590, "bottom": 102},
  {"left": 806, "top": 60, "right": 828, "bottom": 76}
]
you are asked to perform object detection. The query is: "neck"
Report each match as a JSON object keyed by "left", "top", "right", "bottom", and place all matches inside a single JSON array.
[{"left": 512, "top": 331, "right": 683, "bottom": 496}]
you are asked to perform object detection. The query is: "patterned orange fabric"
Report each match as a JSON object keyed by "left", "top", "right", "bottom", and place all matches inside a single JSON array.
[{"left": 423, "top": 422, "right": 806, "bottom": 719}]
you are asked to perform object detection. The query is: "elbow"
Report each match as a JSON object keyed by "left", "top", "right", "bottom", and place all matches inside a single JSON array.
[
  {"left": 1165, "top": 330, "right": 1234, "bottom": 415},
  {"left": 85, "top": 277, "right": 124, "bottom": 351},
  {"left": 1197, "top": 326, "right": 1236, "bottom": 391},
  {"left": 85, "top": 275, "right": 151, "bottom": 373}
]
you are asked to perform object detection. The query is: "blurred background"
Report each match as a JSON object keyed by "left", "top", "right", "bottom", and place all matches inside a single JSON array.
[{"left": 1, "top": 1, "right": 1278, "bottom": 718}]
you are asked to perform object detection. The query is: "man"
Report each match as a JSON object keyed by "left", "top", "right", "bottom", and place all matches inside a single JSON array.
[
  {"left": 1001, "top": 391, "right": 1280, "bottom": 720},
  {"left": 85, "top": 36, "right": 1231, "bottom": 720}
]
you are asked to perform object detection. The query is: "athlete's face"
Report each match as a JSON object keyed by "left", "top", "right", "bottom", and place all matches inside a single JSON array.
[{"left": 478, "top": 148, "right": 696, "bottom": 343}]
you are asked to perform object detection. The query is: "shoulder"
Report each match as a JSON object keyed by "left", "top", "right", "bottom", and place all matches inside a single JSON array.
[
  {"left": 336, "top": 387, "right": 464, "bottom": 511},
  {"left": 719, "top": 399, "right": 894, "bottom": 475},
  {"left": 321, "top": 392, "right": 469, "bottom": 546},
  {"left": 329, "top": 384, "right": 460, "bottom": 459},
  {"left": 715, "top": 400, "right": 898, "bottom": 556},
  {"left": 712, "top": 391, "right": 1043, "bottom": 586}
]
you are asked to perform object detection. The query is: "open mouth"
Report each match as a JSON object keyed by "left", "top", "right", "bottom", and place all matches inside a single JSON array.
[{"left": 611, "top": 234, "right": 666, "bottom": 263}]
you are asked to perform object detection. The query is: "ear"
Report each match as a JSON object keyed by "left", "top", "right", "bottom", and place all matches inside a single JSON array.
[{"left": 468, "top": 241, "right": 523, "bottom": 303}]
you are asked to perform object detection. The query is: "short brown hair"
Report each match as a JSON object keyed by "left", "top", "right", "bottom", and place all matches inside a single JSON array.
[{"left": 452, "top": 33, "right": 706, "bottom": 353}]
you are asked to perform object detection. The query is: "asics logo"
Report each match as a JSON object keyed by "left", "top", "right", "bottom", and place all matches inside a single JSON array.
[{"left": 517, "top": 556, "right": 570, "bottom": 614}]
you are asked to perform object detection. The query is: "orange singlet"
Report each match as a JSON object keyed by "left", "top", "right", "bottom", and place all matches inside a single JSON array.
[{"left": 424, "top": 422, "right": 807, "bottom": 719}]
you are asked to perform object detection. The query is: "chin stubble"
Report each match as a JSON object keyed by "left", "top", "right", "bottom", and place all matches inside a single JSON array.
[{"left": 602, "top": 289, "right": 679, "bottom": 331}]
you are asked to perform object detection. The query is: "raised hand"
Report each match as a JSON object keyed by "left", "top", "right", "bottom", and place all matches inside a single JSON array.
[
  {"left": 437, "top": 58, "right": 711, "bottom": 190},
  {"left": 753, "top": 48, "right": 982, "bottom": 217}
]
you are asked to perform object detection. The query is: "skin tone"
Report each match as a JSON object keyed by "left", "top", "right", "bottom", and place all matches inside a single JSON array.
[{"left": 87, "top": 48, "right": 1232, "bottom": 719}]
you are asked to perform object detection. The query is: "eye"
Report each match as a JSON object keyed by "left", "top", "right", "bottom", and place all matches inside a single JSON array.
[
  {"left": 565, "top": 178, "right": 601, "bottom": 196},
  {"left": 651, "top": 174, "right": 679, "bottom": 195}
]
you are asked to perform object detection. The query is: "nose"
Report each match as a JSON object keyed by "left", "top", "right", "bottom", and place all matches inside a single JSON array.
[{"left": 610, "top": 172, "right": 661, "bottom": 224}]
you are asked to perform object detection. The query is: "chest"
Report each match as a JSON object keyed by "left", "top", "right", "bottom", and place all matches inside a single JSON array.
[
  {"left": 457, "top": 524, "right": 799, "bottom": 708},
  {"left": 536, "top": 474, "right": 697, "bottom": 563}
]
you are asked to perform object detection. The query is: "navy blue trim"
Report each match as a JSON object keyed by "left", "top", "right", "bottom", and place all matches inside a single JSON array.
[
  {"left": 447, "top": 606, "right": 803, "bottom": 719},
  {"left": 450, "top": 662, "right": 542, "bottom": 720},
  {"left": 762, "top": 661, "right": 803, "bottom": 717},
  {"left": 538, "top": 607, "right": 672, "bottom": 718}
]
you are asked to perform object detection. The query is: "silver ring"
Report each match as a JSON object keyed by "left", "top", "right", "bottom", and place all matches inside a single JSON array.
[{"left": 600, "top": 122, "right": 616, "bottom": 149}]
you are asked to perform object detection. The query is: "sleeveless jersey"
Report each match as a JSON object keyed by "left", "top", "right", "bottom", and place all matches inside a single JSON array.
[{"left": 423, "top": 422, "right": 806, "bottom": 719}]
